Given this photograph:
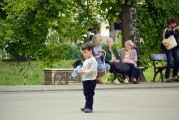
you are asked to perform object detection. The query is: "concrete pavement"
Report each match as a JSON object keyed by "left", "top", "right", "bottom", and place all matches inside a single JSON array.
[
  {"left": 0, "top": 82, "right": 179, "bottom": 92},
  {"left": 0, "top": 88, "right": 179, "bottom": 120}
]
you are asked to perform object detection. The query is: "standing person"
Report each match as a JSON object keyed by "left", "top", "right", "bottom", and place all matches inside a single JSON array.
[
  {"left": 162, "top": 18, "right": 179, "bottom": 82},
  {"left": 103, "top": 38, "right": 122, "bottom": 84},
  {"left": 79, "top": 42, "right": 98, "bottom": 113},
  {"left": 119, "top": 40, "right": 139, "bottom": 84},
  {"left": 92, "top": 35, "right": 110, "bottom": 84}
]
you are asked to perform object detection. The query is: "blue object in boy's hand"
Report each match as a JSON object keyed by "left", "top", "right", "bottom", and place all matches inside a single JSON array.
[
  {"left": 71, "top": 72, "right": 77, "bottom": 78},
  {"left": 75, "top": 65, "right": 82, "bottom": 73},
  {"left": 71, "top": 65, "right": 82, "bottom": 77}
]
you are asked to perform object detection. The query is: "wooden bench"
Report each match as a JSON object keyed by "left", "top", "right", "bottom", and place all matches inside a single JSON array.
[
  {"left": 149, "top": 54, "right": 168, "bottom": 82},
  {"left": 44, "top": 68, "right": 81, "bottom": 85}
]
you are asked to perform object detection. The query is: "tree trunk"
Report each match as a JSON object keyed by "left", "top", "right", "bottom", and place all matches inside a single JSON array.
[{"left": 121, "top": 4, "right": 140, "bottom": 55}]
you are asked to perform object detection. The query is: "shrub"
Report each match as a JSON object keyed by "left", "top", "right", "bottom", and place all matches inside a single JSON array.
[{"left": 66, "top": 44, "right": 81, "bottom": 60}]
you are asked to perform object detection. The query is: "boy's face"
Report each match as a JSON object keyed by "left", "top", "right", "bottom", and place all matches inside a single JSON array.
[{"left": 82, "top": 49, "right": 93, "bottom": 59}]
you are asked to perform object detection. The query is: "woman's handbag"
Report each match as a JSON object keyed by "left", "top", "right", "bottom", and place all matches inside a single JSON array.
[
  {"left": 162, "top": 29, "right": 177, "bottom": 50},
  {"left": 114, "top": 62, "right": 130, "bottom": 73},
  {"left": 162, "top": 35, "right": 177, "bottom": 50}
]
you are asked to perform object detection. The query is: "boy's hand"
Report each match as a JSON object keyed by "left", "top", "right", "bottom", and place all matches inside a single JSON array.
[{"left": 79, "top": 67, "right": 86, "bottom": 74}]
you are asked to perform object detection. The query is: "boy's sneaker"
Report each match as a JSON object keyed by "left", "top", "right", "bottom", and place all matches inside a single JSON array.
[
  {"left": 124, "top": 78, "right": 129, "bottom": 84},
  {"left": 81, "top": 108, "right": 85, "bottom": 112},
  {"left": 84, "top": 108, "right": 93, "bottom": 113},
  {"left": 113, "top": 79, "right": 120, "bottom": 84}
]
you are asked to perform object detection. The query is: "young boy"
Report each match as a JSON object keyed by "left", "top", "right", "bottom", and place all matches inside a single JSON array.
[{"left": 79, "top": 42, "right": 98, "bottom": 113}]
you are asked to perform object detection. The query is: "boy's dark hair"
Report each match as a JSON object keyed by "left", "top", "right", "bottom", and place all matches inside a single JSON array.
[
  {"left": 168, "top": 18, "right": 178, "bottom": 25},
  {"left": 82, "top": 42, "right": 94, "bottom": 52}
]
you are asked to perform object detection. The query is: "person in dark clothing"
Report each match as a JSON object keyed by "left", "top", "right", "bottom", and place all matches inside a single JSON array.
[
  {"left": 103, "top": 38, "right": 122, "bottom": 84},
  {"left": 162, "top": 18, "right": 179, "bottom": 82}
]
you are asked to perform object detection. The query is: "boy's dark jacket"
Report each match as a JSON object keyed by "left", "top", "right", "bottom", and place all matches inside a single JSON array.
[{"left": 103, "top": 46, "right": 121, "bottom": 63}]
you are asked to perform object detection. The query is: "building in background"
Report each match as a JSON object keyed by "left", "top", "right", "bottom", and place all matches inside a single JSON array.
[
  {"left": 88, "top": 21, "right": 122, "bottom": 43},
  {"left": 99, "top": 22, "right": 110, "bottom": 42}
]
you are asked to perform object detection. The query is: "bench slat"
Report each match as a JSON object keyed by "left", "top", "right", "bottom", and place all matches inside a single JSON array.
[{"left": 149, "top": 54, "right": 167, "bottom": 61}]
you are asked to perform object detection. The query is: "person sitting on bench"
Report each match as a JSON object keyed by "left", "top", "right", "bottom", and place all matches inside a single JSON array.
[
  {"left": 92, "top": 35, "right": 110, "bottom": 84},
  {"left": 103, "top": 38, "right": 122, "bottom": 84},
  {"left": 119, "top": 40, "right": 139, "bottom": 84}
]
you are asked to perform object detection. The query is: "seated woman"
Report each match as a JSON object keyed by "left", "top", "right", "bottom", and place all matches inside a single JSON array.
[
  {"left": 119, "top": 40, "right": 139, "bottom": 84},
  {"left": 103, "top": 38, "right": 121, "bottom": 84},
  {"left": 92, "top": 35, "right": 110, "bottom": 84}
]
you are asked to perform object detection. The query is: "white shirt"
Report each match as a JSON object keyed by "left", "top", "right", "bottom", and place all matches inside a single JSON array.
[{"left": 82, "top": 56, "right": 98, "bottom": 81}]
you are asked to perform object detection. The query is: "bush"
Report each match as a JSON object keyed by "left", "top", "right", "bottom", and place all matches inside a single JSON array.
[
  {"left": 36, "top": 43, "right": 81, "bottom": 67},
  {"left": 66, "top": 44, "right": 81, "bottom": 60}
]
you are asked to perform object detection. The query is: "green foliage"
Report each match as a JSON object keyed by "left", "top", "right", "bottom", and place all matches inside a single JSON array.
[
  {"left": 99, "top": 0, "right": 143, "bottom": 24},
  {"left": 0, "top": 0, "right": 6, "bottom": 48},
  {"left": 102, "top": 72, "right": 124, "bottom": 83},
  {"left": 1, "top": 0, "right": 179, "bottom": 70},
  {"left": 66, "top": 44, "right": 81, "bottom": 60},
  {"left": 136, "top": 0, "right": 179, "bottom": 66},
  {"left": 37, "top": 43, "right": 81, "bottom": 67},
  {"left": 37, "top": 43, "right": 71, "bottom": 67},
  {"left": 99, "top": 0, "right": 179, "bottom": 67},
  {"left": 0, "top": 0, "right": 100, "bottom": 63}
]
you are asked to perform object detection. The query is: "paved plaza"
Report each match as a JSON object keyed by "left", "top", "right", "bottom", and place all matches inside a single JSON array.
[{"left": 0, "top": 88, "right": 179, "bottom": 120}]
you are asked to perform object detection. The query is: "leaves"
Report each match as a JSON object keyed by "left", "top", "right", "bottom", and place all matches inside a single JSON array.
[
  {"left": 1, "top": 0, "right": 179, "bottom": 68},
  {"left": 137, "top": 0, "right": 179, "bottom": 53},
  {"left": 0, "top": 0, "right": 100, "bottom": 64}
]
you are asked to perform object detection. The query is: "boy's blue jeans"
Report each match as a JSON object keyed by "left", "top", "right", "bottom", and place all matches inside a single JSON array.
[
  {"left": 83, "top": 80, "right": 96, "bottom": 110},
  {"left": 165, "top": 47, "right": 179, "bottom": 79}
]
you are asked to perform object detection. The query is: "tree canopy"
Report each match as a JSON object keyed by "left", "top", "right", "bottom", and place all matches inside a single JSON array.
[
  {"left": 99, "top": 0, "right": 179, "bottom": 66},
  {"left": 1, "top": 0, "right": 179, "bottom": 66},
  {"left": 0, "top": 0, "right": 100, "bottom": 62}
]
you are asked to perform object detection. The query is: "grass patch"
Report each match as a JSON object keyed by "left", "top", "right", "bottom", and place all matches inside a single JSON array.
[
  {"left": 144, "top": 66, "right": 155, "bottom": 82},
  {"left": 0, "top": 61, "right": 43, "bottom": 86},
  {"left": 0, "top": 60, "right": 166, "bottom": 86},
  {"left": 0, "top": 60, "right": 74, "bottom": 86}
]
